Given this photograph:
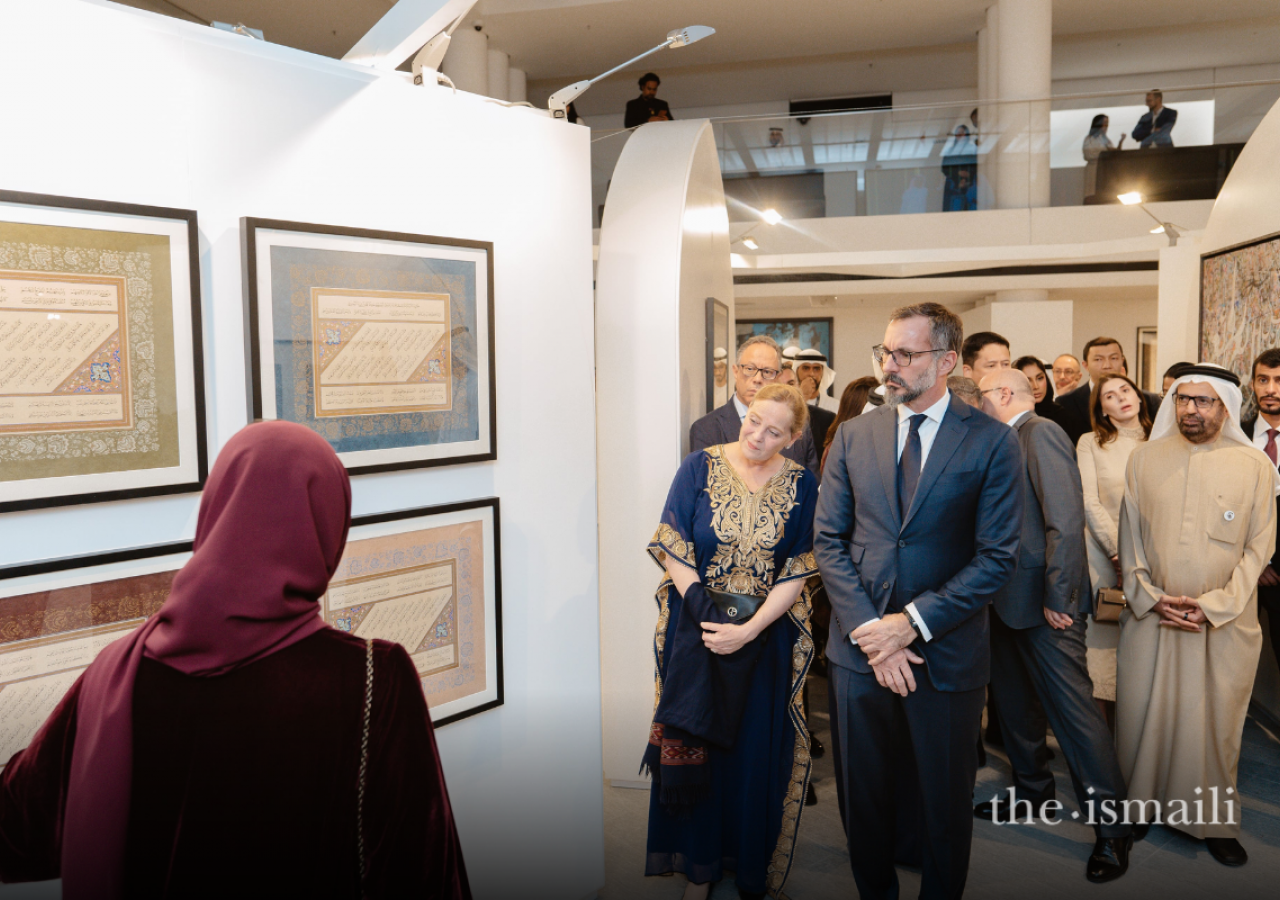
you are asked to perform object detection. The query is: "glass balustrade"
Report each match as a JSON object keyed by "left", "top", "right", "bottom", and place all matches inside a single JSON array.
[{"left": 589, "top": 80, "right": 1280, "bottom": 227}]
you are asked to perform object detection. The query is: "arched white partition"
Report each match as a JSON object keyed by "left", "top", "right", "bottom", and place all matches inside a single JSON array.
[
  {"left": 1195, "top": 96, "right": 1280, "bottom": 726},
  {"left": 595, "top": 120, "right": 734, "bottom": 783}
]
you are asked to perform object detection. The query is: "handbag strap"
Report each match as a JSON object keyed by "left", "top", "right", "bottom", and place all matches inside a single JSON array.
[{"left": 357, "top": 637, "right": 374, "bottom": 896}]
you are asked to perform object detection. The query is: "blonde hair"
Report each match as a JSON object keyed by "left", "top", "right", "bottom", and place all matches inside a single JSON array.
[{"left": 751, "top": 384, "right": 809, "bottom": 435}]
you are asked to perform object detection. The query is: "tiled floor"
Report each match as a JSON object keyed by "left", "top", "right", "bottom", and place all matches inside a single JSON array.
[{"left": 602, "top": 673, "right": 1280, "bottom": 900}]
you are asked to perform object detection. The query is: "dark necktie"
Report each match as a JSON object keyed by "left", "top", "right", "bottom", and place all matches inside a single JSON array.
[
  {"left": 898, "top": 414, "right": 925, "bottom": 517},
  {"left": 1266, "top": 429, "right": 1278, "bottom": 466}
]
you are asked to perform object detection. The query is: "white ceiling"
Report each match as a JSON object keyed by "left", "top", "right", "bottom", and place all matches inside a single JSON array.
[{"left": 119, "top": 0, "right": 1280, "bottom": 78}]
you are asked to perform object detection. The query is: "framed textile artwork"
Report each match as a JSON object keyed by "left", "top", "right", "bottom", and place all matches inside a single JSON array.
[
  {"left": 735, "top": 317, "right": 834, "bottom": 367},
  {"left": 242, "top": 218, "right": 496, "bottom": 475},
  {"left": 0, "top": 541, "right": 192, "bottom": 769},
  {"left": 706, "top": 298, "right": 731, "bottom": 413},
  {"left": 323, "top": 498, "right": 502, "bottom": 726},
  {"left": 0, "top": 191, "right": 207, "bottom": 513},
  {"left": 1200, "top": 230, "right": 1280, "bottom": 382},
  {"left": 1135, "top": 326, "right": 1158, "bottom": 394}
]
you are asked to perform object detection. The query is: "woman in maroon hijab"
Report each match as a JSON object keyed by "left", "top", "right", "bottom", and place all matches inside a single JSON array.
[{"left": 0, "top": 421, "right": 471, "bottom": 900}]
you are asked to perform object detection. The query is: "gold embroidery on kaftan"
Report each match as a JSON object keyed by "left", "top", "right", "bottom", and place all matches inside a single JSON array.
[{"left": 704, "top": 446, "right": 804, "bottom": 597}]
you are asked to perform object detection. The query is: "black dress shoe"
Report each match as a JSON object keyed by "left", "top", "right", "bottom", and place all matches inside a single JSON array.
[
  {"left": 1132, "top": 823, "right": 1149, "bottom": 842},
  {"left": 1086, "top": 835, "right": 1132, "bottom": 883},
  {"left": 738, "top": 890, "right": 765, "bottom": 900},
  {"left": 805, "top": 782, "right": 818, "bottom": 806},
  {"left": 1206, "top": 837, "right": 1248, "bottom": 866},
  {"left": 973, "top": 794, "right": 1056, "bottom": 822},
  {"left": 809, "top": 733, "right": 825, "bottom": 759}
]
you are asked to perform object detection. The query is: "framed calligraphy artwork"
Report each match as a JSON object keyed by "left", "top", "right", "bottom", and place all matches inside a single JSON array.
[
  {"left": 0, "top": 541, "right": 191, "bottom": 769},
  {"left": 322, "top": 498, "right": 502, "bottom": 726},
  {"left": 242, "top": 219, "right": 496, "bottom": 474},
  {"left": 0, "top": 190, "right": 207, "bottom": 512},
  {"left": 1201, "top": 230, "right": 1280, "bottom": 383}
]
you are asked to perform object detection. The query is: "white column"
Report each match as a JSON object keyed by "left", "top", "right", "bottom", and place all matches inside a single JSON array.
[
  {"left": 508, "top": 67, "right": 527, "bottom": 103},
  {"left": 1156, "top": 234, "right": 1203, "bottom": 375},
  {"left": 995, "top": 0, "right": 1051, "bottom": 209},
  {"left": 977, "top": 26, "right": 989, "bottom": 107},
  {"left": 441, "top": 26, "right": 487, "bottom": 95},
  {"left": 487, "top": 48, "right": 510, "bottom": 101},
  {"left": 990, "top": 297, "right": 1072, "bottom": 364},
  {"left": 995, "top": 288, "right": 1049, "bottom": 303},
  {"left": 981, "top": 5, "right": 1000, "bottom": 208}
]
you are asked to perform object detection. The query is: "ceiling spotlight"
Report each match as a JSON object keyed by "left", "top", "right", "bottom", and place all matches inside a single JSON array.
[
  {"left": 1117, "top": 191, "right": 1143, "bottom": 206},
  {"left": 761, "top": 208, "right": 783, "bottom": 225},
  {"left": 741, "top": 236, "right": 759, "bottom": 250},
  {"left": 547, "top": 26, "right": 715, "bottom": 119},
  {"left": 1150, "top": 225, "right": 1165, "bottom": 234}
]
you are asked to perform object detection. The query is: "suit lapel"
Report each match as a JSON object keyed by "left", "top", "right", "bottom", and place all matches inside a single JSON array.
[
  {"left": 718, "top": 400, "right": 741, "bottom": 444},
  {"left": 902, "top": 397, "right": 970, "bottom": 531},
  {"left": 872, "top": 408, "right": 902, "bottom": 532}
]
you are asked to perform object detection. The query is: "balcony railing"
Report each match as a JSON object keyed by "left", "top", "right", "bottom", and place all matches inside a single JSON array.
[{"left": 590, "top": 80, "right": 1280, "bottom": 225}]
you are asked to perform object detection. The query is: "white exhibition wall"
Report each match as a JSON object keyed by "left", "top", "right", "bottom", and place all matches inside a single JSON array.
[
  {"left": 596, "top": 120, "right": 734, "bottom": 785},
  {"left": 1197, "top": 93, "right": 1280, "bottom": 724},
  {"left": 0, "top": 1, "right": 603, "bottom": 897}
]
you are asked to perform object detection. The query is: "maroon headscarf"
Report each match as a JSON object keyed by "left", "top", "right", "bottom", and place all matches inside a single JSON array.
[{"left": 60, "top": 421, "right": 352, "bottom": 899}]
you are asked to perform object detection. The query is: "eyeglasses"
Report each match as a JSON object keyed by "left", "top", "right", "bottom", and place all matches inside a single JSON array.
[
  {"left": 736, "top": 364, "right": 780, "bottom": 380},
  {"left": 872, "top": 345, "right": 948, "bottom": 367},
  {"left": 980, "top": 387, "right": 1005, "bottom": 396},
  {"left": 1173, "top": 393, "right": 1220, "bottom": 410}
]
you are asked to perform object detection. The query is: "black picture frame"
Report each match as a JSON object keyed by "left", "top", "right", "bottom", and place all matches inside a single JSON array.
[
  {"left": 339, "top": 497, "right": 503, "bottom": 727},
  {"left": 735, "top": 316, "right": 836, "bottom": 370},
  {"left": 0, "top": 538, "right": 193, "bottom": 582},
  {"left": 0, "top": 189, "right": 208, "bottom": 513},
  {"left": 705, "top": 298, "right": 731, "bottom": 413},
  {"left": 241, "top": 217, "right": 497, "bottom": 476}
]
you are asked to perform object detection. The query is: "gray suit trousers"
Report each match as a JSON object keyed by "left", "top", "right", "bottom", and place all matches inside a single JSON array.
[{"left": 987, "top": 614, "right": 1130, "bottom": 837}]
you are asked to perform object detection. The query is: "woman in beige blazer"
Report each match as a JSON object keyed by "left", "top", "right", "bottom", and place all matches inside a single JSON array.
[{"left": 1076, "top": 374, "right": 1152, "bottom": 713}]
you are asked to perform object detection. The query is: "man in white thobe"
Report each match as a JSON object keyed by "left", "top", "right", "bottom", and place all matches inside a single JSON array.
[{"left": 1118, "top": 364, "right": 1279, "bottom": 867}]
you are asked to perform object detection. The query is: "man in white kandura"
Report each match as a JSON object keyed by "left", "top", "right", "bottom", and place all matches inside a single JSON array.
[{"left": 1117, "top": 363, "right": 1280, "bottom": 867}]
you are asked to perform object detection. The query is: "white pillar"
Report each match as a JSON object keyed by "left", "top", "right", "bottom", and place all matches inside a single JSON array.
[
  {"left": 508, "top": 67, "right": 527, "bottom": 103},
  {"left": 995, "top": 0, "right": 1051, "bottom": 209},
  {"left": 990, "top": 297, "right": 1072, "bottom": 364},
  {"left": 487, "top": 48, "right": 510, "bottom": 101},
  {"left": 977, "top": 26, "right": 989, "bottom": 107},
  {"left": 1156, "top": 234, "right": 1203, "bottom": 375},
  {"left": 980, "top": 5, "right": 1000, "bottom": 209},
  {"left": 441, "top": 26, "right": 487, "bottom": 95},
  {"left": 995, "top": 288, "right": 1049, "bottom": 303}
]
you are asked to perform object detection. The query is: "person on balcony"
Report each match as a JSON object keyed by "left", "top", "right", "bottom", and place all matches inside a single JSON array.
[
  {"left": 1132, "top": 90, "right": 1177, "bottom": 148},
  {"left": 941, "top": 125, "right": 978, "bottom": 211},
  {"left": 625, "top": 72, "right": 673, "bottom": 128}
]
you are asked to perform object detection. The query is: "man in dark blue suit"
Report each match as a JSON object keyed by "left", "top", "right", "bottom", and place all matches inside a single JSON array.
[
  {"left": 1132, "top": 90, "right": 1177, "bottom": 148},
  {"left": 815, "top": 302, "right": 1023, "bottom": 900},
  {"left": 689, "top": 335, "right": 819, "bottom": 472}
]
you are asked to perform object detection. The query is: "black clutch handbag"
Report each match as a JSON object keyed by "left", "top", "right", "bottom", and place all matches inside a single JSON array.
[{"left": 706, "top": 588, "right": 766, "bottom": 623}]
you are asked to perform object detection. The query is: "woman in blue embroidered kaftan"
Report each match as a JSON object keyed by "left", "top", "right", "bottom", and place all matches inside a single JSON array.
[{"left": 643, "top": 387, "right": 819, "bottom": 900}]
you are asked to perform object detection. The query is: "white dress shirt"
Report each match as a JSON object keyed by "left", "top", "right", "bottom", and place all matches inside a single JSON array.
[
  {"left": 1007, "top": 409, "right": 1032, "bottom": 430},
  {"left": 1251, "top": 415, "right": 1280, "bottom": 458},
  {"left": 855, "top": 390, "right": 954, "bottom": 647},
  {"left": 895, "top": 390, "right": 952, "bottom": 466},
  {"left": 733, "top": 393, "right": 749, "bottom": 420}
]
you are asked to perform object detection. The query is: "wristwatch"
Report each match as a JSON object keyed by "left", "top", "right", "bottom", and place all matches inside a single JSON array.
[{"left": 904, "top": 609, "right": 923, "bottom": 637}]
